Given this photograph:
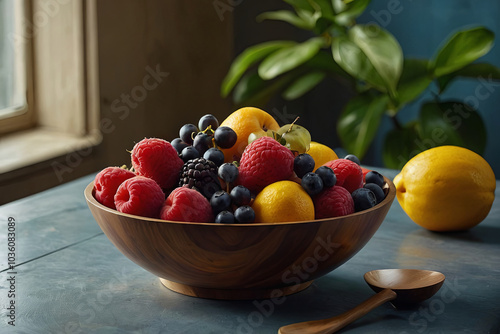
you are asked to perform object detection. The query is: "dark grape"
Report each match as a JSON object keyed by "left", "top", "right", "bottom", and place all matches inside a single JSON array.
[
  {"left": 364, "top": 183, "right": 385, "bottom": 204},
  {"left": 203, "top": 148, "right": 225, "bottom": 167},
  {"left": 352, "top": 188, "right": 376, "bottom": 212},
  {"left": 171, "top": 138, "right": 189, "bottom": 154},
  {"left": 230, "top": 185, "right": 252, "bottom": 206},
  {"left": 215, "top": 211, "right": 235, "bottom": 224},
  {"left": 214, "top": 126, "right": 237, "bottom": 149},
  {"left": 210, "top": 190, "right": 231, "bottom": 215},
  {"left": 234, "top": 206, "right": 255, "bottom": 223},
  {"left": 315, "top": 166, "right": 336, "bottom": 188},
  {"left": 193, "top": 132, "right": 212, "bottom": 155},
  {"left": 218, "top": 163, "right": 239, "bottom": 183},
  {"left": 198, "top": 114, "right": 219, "bottom": 132},
  {"left": 180, "top": 146, "right": 199, "bottom": 162},
  {"left": 301, "top": 172, "right": 324, "bottom": 196},
  {"left": 294, "top": 153, "right": 315, "bottom": 178},
  {"left": 365, "top": 171, "right": 385, "bottom": 188},
  {"left": 344, "top": 154, "right": 360, "bottom": 165},
  {"left": 179, "top": 124, "right": 198, "bottom": 145}
]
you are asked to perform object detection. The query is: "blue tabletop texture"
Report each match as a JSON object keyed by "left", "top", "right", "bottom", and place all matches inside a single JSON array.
[{"left": 0, "top": 168, "right": 499, "bottom": 334}]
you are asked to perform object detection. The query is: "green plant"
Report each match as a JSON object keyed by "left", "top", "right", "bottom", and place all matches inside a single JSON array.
[{"left": 220, "top": 0, "right": 500, "bottom": 168}]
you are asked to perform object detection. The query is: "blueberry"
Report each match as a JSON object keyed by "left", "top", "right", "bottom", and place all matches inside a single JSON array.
[
  {"left": 180, "top": 146, "right": 199, "bottom": 162},
  {"left": 234, "top": 205, "right": 255, "bottom": 223},
  {"left": 294, "top": 153, "right": 315, "bottom": 178},
  {"left": 198, "top": 114, "right": 219, "bottom": 132},
  {"left": 315, "top": 166, "right": 336, "bottom": 187},
  {"left": 344, "top": 154, "right": 360, "bottom": 165},
  {"left": 364, "top": 183, "right": 385, "bottom": 204},
  {"left": 218, "top": 163, "right": 239, "bottom": 183},
  {"left": 203, "top": 148, "right": 225, "bottom": 167},
  {"left": 214, "top": 126, "right": 237, "bottom": 149},
  {"left": 193, "top": 132, "right": 212, "bottom": 155},
  {"left": 179, "top": 124, "right": 198, "bottom": 145},
  {"left": 215, "top": 211, "right": 235, "bottom": 224},
  {"left": 210, "top": 190, "right": 231, "bottom": 214},
  {"left": 301, "top": 172, "right": 324, "bottom": 196},
  {"left": 230, "top": 185, "right": 252, "bottom": 206},
  {"left": 365, "top": 171, "right": 385, "bottom": 188},
  {"left": 352, "top": 188, "right": 377, "bottom": 212},
  {"left": 171, "top": 138, "right": 189, "bottom": 154}
]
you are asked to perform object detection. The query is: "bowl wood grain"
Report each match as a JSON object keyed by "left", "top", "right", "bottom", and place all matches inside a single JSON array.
[{"left": 84, "top": 176, "right": 396, "bottom": 300}]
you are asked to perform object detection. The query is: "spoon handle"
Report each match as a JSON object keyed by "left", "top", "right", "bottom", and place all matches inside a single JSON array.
[{"left": 278, "top": 288, "right": 397, "bottom": 334}]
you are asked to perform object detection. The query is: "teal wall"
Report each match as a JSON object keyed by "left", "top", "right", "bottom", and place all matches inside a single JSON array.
[{"left": 358, "top": 0, "right": 500, "bottom": 176}]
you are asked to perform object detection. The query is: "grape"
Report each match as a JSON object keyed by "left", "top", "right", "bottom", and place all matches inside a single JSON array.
[
  {"left": 215, "top": 211, "right": 235, "bottom": 224},
  {"left": 214, "top": 126, "right": 237, "bottom": 149},
  {"left": 234, "top": 206, "right": 255, "bottom": 223},
  {"left": 218, "top": 163, "right": 239, "bottom": 183},
  {"left": 171, "top": 138, "right": 189, "bottom": 154},
  {"left": 365, "top": 171, "right": 385, "bottom": 188},
  {"left": 344, "top": 154, "right": 360, "bottom": 165},
  {"left": 301, "top": 172, "right": 324, "bottom": 196},
  {"left": 352, "top": 188, "right": 376, "bottom": 212},
  {"left": 198, "top": 114, "right": 219, "bottom": 132},
  {"left": 294, "top": 153, "right": 315, "bottom": 178},
  {"left": 180, "top": 146, "right": 199, "bottom": 162},
  {"left": 364, "top": 183, "right": 385, "bottom": 204},
  {"left": 179, "top": 124, "right": 198, "bottom": 145},
  {"left": 315, "top": 166, "right": 336, "bottom": 188},
  {"left": 203, "top": 148, "right": 225, "bottom": 167},
  {"left": 193, "top": 132, "right": 212, "bottom": 155},
  {"left": 230, "top": 185, "right": 251, "bottom": 206},
  {"left": 210, "top": 190, "right": 231, "bottom": 215}
]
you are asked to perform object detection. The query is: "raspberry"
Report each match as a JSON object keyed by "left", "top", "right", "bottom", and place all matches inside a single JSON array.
[
  {"left": 238, "top": 136, "right": 294, "bottom": 193},
  {"left": 94, "top": 167, "right": 135, "bottom": 209},
  {"left": 323, "top": 159, "right": 363, "bottom": 193},
  {"left": 131, "top": 138, "right": 184, "bottom": 190},
  {"left": 160, "top": 187, "right": 213, "bottom": 223},
  {"left": 314, "top": 186, "right": 354, "bottom": 219},
  {"left": 114, "top": 176, "right": 165, "bottom": 218}
]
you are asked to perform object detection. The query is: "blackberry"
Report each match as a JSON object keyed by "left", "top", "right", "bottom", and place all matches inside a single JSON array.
[{"left": 179, "top": 158, "right": 222, "bottom": 199}]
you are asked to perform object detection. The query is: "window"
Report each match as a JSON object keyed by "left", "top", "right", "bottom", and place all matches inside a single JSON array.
[{"left": 0, "top": 0, "right": 33, "bottom": 133}]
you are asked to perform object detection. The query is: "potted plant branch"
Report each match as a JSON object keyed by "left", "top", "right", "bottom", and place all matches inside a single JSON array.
[{"left": 220, "top": 0, "right": 500, "bottom": 168}]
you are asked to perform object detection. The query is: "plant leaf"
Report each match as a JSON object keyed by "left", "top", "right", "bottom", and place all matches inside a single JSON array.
[
  {"left": 430, "top": 27, "right": 495, "bottom": 77},
  {"left": 396, "top": 59, "right": 432, "bottom": 106},
  {"left": 333, "top": 0, "right": 371, "bottom": 25},
  {"left": 418, "top": 101, "right": 487, "bottom": 155},
  {"left": 232, "top": 70, "right": 299, "bottom": 107},
  {"left": 257, "top": 10, "right": 315, "bottom": 30},
  {"left": 382, "top": 122, "right": 421, "bottom": 169},
  {"left": 282, "top": 71, "right": 326, "bottom": 100},
  {"left": 221, "top": 41, "right": 296, "bottom": 97},
  {"left": 337, "top": 93, "right": 389, "bottom": 159},
  {"left": 437, "top": 62, "right": 500, "bottom": 93},
  {"left": 348, "top": 24, "right": 403, "bottom": 96},
  {"left": 332, "top": 35, "right": 388, "bottom": 92},
  {"left": 259, "top": 37, "right": 325, "bottom": 80}
]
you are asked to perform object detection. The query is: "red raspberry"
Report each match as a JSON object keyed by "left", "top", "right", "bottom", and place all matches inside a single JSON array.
[
  {"left": 314, "top": 186, "right": 354, "bottom": 219},
  {"left": 238, "top": 136, "right": 294, "bottom": 193},
  {"left": 131, "top": 138, "right": 184, "bottom": 190},
  {"left": 323, "top": 159, "right": 363, "bottom": 193},
  {"left": 160, "top": 187, "right": 213, "bottom": 223},
  {"left": 114, "top": 176, "right": 165, "bottom": 218},
  {"left": 94, "top": 167, "right": 135, "bottom": 209}
]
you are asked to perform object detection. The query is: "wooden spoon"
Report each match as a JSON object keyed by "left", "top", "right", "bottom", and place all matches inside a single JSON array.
[{"left": 278, "top": 269, "right": 445, "bottom": 334}]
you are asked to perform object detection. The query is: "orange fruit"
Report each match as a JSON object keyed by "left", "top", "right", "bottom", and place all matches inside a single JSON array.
[
  {"left": 252, "top": 180, "right": 315, "bottom": 223},
  {"left": 219, "top": 107, "right": 280, "bottom": 162},
  {"left": 394, "top": 145, "right": 496, "bottom": 231},
  {"left": 306, "top": 141, "right": 338, "bottom": 171}
]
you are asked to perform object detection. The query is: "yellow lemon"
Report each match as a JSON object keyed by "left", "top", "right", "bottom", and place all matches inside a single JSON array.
[
  {"left": 252, "top": 181, "right": 314, "bottom": 223},
  {"left": 219, "top": 107, "right": 280, "bottom": 162},
  {"left": 307, "top": 141, "right": 338, "bottom": 171},
  {"left": 394, "top": 145, "right": 496, "bottom": 231}
]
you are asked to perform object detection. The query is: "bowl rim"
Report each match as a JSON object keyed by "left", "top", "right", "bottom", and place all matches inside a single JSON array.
[{"left": 84, "top": 175, "right": 396, "bottom": 227}]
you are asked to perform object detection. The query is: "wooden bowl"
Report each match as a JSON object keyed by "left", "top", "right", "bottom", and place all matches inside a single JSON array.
[{"left": 84, "top": 177, "right": 396, "bottom": 300}]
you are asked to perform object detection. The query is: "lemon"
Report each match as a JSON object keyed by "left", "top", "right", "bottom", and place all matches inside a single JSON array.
[
  {"left": 252, "top": 181, "right": 314, "bottom": 223},
  {"left": 394, "top": 145, "right": 496, "bottom": 231},
  {"left": 307, "top": 141, "right": 338, "bottom": 171}
]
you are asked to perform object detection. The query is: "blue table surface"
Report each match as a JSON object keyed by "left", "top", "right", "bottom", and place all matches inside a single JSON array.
[{"left": 0, "top": 168, "right": 499, "bottom": 334}]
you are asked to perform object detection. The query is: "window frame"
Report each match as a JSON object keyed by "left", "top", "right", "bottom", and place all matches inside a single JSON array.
[{"left": 0, "top": 0, "right": 36, "bottom": 135}]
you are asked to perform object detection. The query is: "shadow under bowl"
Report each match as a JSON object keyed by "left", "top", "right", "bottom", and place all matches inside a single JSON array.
[{"left": 84, "top": 177, "right": 396, "bottom": 300}]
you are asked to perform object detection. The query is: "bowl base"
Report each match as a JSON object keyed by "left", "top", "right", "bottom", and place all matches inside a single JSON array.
[{"left": 159, "top": 278, "right": 313, "bottom": 300}]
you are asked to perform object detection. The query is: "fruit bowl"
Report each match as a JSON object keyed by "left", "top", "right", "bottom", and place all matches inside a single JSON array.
[{"left": 84, "top": 176, "right": 396, "bottom": 300}]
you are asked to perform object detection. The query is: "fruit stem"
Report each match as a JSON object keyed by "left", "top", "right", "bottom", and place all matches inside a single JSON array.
[{"left": 288, "top": 116, "right": 300, "bottom": 133}]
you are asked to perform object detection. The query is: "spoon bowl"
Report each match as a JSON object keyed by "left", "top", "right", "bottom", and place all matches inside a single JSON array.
[
  {"left": 364, "top": 269, "right": 445, "bottom": 308},
  {"left": 278, "top": 269, "right": 445, "bottom": 334}
]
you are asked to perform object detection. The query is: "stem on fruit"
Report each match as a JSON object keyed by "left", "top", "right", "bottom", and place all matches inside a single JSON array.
[{"left": 288, "top": 116, "right": 300, "bottom": 133}]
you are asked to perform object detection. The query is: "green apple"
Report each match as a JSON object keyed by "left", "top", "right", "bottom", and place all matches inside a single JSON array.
[
  {"left": 248, "top": 130, "right": 285, "bottom": 145},
  {"left": 277, "top": 123, "right": 311, "bottom": 153}
]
